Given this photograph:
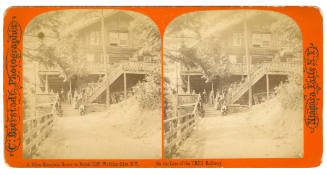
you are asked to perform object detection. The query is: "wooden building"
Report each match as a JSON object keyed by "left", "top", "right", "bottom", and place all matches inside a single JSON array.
[
  {"left": 37, "top": 11, "right": 159, "bottom": 105},
  {"left": 179, "top": 12, "right": 301, "bottom": 105}
]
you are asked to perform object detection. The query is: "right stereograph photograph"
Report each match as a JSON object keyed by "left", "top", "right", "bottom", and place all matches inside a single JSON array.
[{"left": 163, "top": 10, "right": 303, "bottom": 159}]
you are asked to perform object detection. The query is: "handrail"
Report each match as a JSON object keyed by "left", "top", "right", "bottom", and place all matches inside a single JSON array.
[
  {"left": 23, "top": 101, "right": 59, "bottom": 158},
  {"left": 229, "top": 64, "right": 267, "bottom": 103},
  {"left": 85, "top": 62, "right": 156, "bottom": 103},
  {"left": 164, "top": 94, "right": 202, "bottom": 158},
  {"left": 181, "top": 61, "right": 301, "bottom": 75},
  {"left": 229, "top": 62, "right": 301, "bottom": 104},
  {"left": 86, "top": 65, "right": 124, "bottom": 103}
]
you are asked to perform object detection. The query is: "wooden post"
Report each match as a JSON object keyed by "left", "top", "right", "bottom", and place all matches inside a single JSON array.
[
  {"left": 266, "top": 74, "right": 269, "bottom": 99},
  {"left": 175, "top": 61, "right": 179, "bottom": 118},
  {"left": 187, "top": 75, "right": 191, "bottom": 94},
  {"left": 124, "top": 72, "right": 127, "bottom": 99},
  {"left": 101, "top": 10, "right": 110, "bottom": 107},
  {"left": 243, "top": 11, "right": 252, "bottom": 107},
  {"left": 69, "top": 79, "right": 72, "bottom": 93},
  {"left": 45, "top": 73, "right": 49, "bottom": 93}
]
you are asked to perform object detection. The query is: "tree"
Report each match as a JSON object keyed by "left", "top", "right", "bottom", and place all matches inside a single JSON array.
[
  {"left": 164, "top": 44, "right": 232, "bottom": 83},
  {"left": 23, "top": 10, "right": 93, "bottom": 81},
  {"left": 128, "top": 15, "right": 161, "bottom": 57},
  {"left": 133, "top": 65, "right": 162, "bottom": 110},
  {"left": 163, "top": 11, "right": 243, "bottom": 83},
  {"left": 270, "top": 16, "right": 302, "bottom": 57}
]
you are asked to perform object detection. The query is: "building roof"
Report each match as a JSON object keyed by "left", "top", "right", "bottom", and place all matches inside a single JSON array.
[
  {"left": 63, "top": 10, "right": 134, "bottom": 36},
  {"left": 164, "top": 10, "right": 288, "bottom": 52},
  {"left": 189, "top": 11, "right": 281, "bottom": 49}
]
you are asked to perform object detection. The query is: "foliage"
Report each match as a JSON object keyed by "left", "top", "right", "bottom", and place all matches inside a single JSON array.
[
  {"left": 164, "top": 12, "right": 204, "bottom": 38},
  {"left": 22, "top": 77, "right": 36, "bottom": 120},
  {"left": 164, "top": 11, "right": 303, "bottom": 83},
  {"left": 23, "top": 11, "right": 92, "bottom": 81},
  {"left": 129, "top": 16, "right": 161, "bottom": 56},
  {"left": 164, "top": 44, "right": 232, "bottom": 82},
  {"left": 270, "top": 16, "right": 302, "bottom": 55},
  {"left": 274, "top": 73, "right": 303, "bottom": 110},
  {"left": 133, "top": 66, "right": 162, "bottom": 110}
]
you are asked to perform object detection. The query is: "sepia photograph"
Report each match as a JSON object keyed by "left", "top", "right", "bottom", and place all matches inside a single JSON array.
[
  {"left": 22, "top": 9, "right": 162, "bottom": 159},
  {"left": 2, "top": 5, "right": 324, "bottom": 168},
  {"left": 163, "top": 10, "right": 303, "bottom": 159}
]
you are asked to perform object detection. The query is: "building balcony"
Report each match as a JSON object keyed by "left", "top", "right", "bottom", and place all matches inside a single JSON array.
[
  {"left": 181, "top": 61, "right": 302, "bottom": 76},
  {"left": 38, "top": 61, "right": 157, "bottom": 75}
]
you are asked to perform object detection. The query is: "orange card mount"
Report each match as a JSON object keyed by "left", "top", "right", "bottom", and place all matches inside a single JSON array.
[{"left": 3, "top": 6, "right": 323, "bottom": 168}]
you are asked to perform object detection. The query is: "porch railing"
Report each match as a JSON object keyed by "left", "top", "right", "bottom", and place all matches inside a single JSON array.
[
  {"left": 229, "top": 62, "right": 301, "bottom": 104},
  {"left": 181, "top": 61, "right": 302, "bottom": 75},
  {"left": 85, "top": 62, "right": 156, "bottom": 103},
  {"left": 38, "top": 61, "right": 156, "bottom": 74}
]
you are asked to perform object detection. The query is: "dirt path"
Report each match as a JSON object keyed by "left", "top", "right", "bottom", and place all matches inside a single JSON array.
[
  {"left": 174, "top": 105, "right": 303, "bottom": 159},
  {"left": 33, "top": 111, "right": 161, "bottom": 159}
]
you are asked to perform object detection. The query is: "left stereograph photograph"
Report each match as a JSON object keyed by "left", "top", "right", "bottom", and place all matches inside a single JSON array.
[{"left": 22, "top": 9, "right": 162, "bottom": 159}]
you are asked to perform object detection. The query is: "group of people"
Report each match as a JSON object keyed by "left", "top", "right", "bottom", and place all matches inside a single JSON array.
[
  {"left": 67, "top": 89, "right": 87, "bottom": 115},
  {"left": 49, "top": 73, "right": 137, "bottom": 116},
  {"left": 195, "top": 82, "right": 246, "bottom": 115},
  {"left": 49, "top": 87, "right": 89, "bottom": 116},
  {"left": 110, "top": 91, "right": 125, "bottom": 104},
  {"left": 197, "top": 89, "right": 228, "bottom": 111}
]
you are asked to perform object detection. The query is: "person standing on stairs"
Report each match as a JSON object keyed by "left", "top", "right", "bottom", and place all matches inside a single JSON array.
[
  {"left": 203, "top": 89, "right": 207, "bottom": 104},
  {"left": 73, "top": 90, "right": 79, "bottom": 109},
  {"left": 215, "top": 91, "right": 221, "bottom": 110},
  {"left": 60, "top": 88, "right": 65, "bottom": 104},
  {"left": 67, "top": 89, "right": 72, "bottom": 105},
  {"left": 209, "top": 89, "right": 214, "bottom": 105}
]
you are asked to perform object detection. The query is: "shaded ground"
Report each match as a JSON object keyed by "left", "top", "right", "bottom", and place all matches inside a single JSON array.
[
  {"left": 173, "top": 99, "right": 303, "bottom": 159},
  {"left": 33, "top": 98, "right": 161, "bottom": 159}
]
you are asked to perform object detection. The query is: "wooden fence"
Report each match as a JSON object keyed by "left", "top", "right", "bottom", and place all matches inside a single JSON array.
[
  {"left": 164, "top": 94, "right": 202, "bottom": 158},
  {"left": 23, "top": 95, "right": 58, "bottom": 158}
]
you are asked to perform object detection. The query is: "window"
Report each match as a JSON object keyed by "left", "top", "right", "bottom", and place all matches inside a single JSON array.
[
  {"left": 119, "top": 32, "right": 128, "bottom": 46},
  {"left": 252, "top": 33, "right": 272, "bottom": 47},
  {"left": 144, "top": 56, "right": 152, "bottom": 62},
  {"left": 109, "top": 32, "right": 119, "bottom": 46},
  {"left": 109, "top": 32, "right": 129, "bottom": 47},
  {"left": 232, "top": 33, "right": 243, "bottom": 47}
]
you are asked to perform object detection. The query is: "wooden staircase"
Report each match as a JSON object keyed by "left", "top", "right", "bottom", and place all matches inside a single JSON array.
[
  {"left": 203, "top": 104, "right": 221, "bottom": 118},
  {"left": 229, "top": 62, "right": 301, "bottom": 105},
  {"left": 85, "top": 62, "right": 156, "bottom": 104},
  {"left": 61, "top": 104, "right": 79, "bottom": 116},
  {"left": 229, "top": 64, "right": 268, "bottom": 104},
  {"left": 86, "top": 65, "right": 124, "bottom": 103}
]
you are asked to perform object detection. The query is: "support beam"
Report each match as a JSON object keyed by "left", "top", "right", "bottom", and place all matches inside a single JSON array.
[
  {"left": 45, "top": 73, "right": 49, "bottom": 93},
  {"left": 243, "top": 11, "right": 252, "bottom": 107},
  {"left": 175, "top": 62, "right": 179, "bottom": 117},
  {"left": 69, "top": 79, "right": 72, "bottom": 93},
  {"left": 101, "top": 10, "right": 110, "bottom": 107},
  {"left": 187, "top": 75, "right": 191, "bottom": 94},
  {"left": 266, "top": 74, "right": 270, "bottom": 99},
  {"left": 124, "top": 72, "right": 127, "bottom": 99}
]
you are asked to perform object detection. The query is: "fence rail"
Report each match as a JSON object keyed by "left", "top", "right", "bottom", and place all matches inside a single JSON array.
[
  {"left": 164, "top": 94, "right": 202, "bottom": 158},
  {"left": 23, "top": 95, "right": 58, "bottom": 158}
]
